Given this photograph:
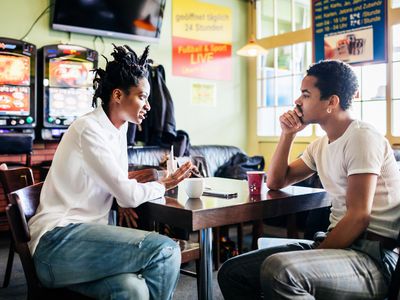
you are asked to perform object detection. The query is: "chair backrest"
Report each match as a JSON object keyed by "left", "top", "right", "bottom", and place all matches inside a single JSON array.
[
  {"left": 6, "top": 183, "right": 93, "bottom": 300},
  {"left": 0, "top": 166, "right": 35, "bottom": 233},
  {"left": 0, "top": 133, "right": 33, "bottom": 167},
  {"left": 6, "top": 182, "right": 43, "bottom": 298},
  {"left": 0, "top": 167, "right": 35, "bottom": 198}
]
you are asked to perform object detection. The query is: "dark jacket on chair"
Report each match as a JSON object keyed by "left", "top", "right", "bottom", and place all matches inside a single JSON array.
[{"left": 133, "top": 65, "right": 177, "bottom": 147}]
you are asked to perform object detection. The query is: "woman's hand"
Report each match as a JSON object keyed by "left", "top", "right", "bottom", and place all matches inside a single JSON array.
[
  {"left": 158, "top": 161, "right": 194, "bottom": 190},
  {"left": 128, "top": 168, "right": 158, "bottom": 182},
  {"left": 118, "top": 207, "right": 139, "bottom": 228}
]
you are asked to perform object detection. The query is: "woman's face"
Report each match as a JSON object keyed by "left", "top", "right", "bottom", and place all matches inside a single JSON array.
[{"left": 118, "top": 77, "right": 151, "bottom": 124}]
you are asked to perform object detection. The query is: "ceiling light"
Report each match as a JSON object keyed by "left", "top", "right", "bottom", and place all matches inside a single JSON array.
[
  {"left": 237, "top": 35, "right": 268, "bottom": 57},
  {"left": 237, "top": 0, "right": 268, "bottom": 57}
]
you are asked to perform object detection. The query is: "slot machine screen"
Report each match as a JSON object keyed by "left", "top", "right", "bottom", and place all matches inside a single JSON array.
[
  {"left": 49, "top": 59, "right": 93, "bottom": 87},
  {"left": 48, "top": 87, "right": 93, "bottom": 118},
  {"left": 0, "top": 54, "right": 30, "bottom": 85},
  {"left": 47, "top": 58, "right": 94, "bottom": 120},
  {"left": 39, "top": 44, "right": 97, "bottom": 139},
  {"left": 0, "top": 37, "right": 36, "bottom": 131},
  {"left": 0, "top": 55, "right": 30, "bottom": 116}
]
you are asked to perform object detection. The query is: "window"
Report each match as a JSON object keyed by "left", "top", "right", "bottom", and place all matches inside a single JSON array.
[
  {"left": 258, "top": 0, "right": 310, "bottom": 39},
  {"left": 350, "top": 64, "right": 387, "bottom": 135},
  {"left": 257, "top": 42, "right": 312, "bottom": 136},
  {"left": 392, "top": 24, "right": 400, "bottom": 136},
  {"left": 253, "top": 0, "right": 400, "bottom": 157},
  {"left": 257, "top": 0, "right": 311, "bottom": 137}
]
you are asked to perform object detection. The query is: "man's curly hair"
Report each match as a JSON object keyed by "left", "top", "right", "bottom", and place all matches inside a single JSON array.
[
  {"left": 306, "top": 60, "right": 358, "bottom": 110},
  {"left": 92, "top": 44, "right": 150, "bottom": 111}
]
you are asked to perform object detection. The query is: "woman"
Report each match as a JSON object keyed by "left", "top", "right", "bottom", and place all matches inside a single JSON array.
[{"left": 28, "top": 45, "right": 193, "bottom": 300}]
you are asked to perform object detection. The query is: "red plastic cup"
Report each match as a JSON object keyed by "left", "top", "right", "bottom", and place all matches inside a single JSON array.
[{"left": 246, "top": 171, "right": 266, "bottom": 195}]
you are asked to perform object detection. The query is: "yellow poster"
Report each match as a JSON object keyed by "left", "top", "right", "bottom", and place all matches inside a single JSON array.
[{"left": 172, "top": 0, "right": 232, "bottom": 80}]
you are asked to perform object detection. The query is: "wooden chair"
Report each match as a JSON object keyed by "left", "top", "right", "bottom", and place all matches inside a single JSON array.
[
  {"left": 387, "top": 232, "right": 400, "bottom": 300},
  {"left": 176, "top": 238, "right": 200, "bottom": 298},
  {"left": 0, "top": 133, "right": 33, "bottom": 168},
  {"left": 6, "top": 182, "right": 92, "bottom": 300},
  {"left": 7, "top": 182, "right": 201, "bottom": 299},
  {"left": 0, "top": 166, "right": 34, "bottom": 288}
]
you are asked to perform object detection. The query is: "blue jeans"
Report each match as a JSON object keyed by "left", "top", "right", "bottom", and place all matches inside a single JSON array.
[
  {"left": 218, "top": 238, "right": 397, "bottom": 300},
  {"left": 33, "top": 223, "right": 181, "bottom": 300}
]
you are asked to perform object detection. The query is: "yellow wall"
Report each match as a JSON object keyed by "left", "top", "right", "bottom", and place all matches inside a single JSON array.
[{"left": 0, "top": 0, "right": 249, "bottom": 150}]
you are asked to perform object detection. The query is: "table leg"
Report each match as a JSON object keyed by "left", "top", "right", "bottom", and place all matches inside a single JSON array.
[
  {"left": 251, "top": 220, "right": 264, "bottom": 250},
  {"left": 199, "top": 227, "right": 213, "bottom": 300}
]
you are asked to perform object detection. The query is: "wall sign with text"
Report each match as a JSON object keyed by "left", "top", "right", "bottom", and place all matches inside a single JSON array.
[
  {"left": 313, "top": 0, "right": 387, "bottom": 65},
  {"left": 172, "top": 0, "right": 232, "bottom": 81}
]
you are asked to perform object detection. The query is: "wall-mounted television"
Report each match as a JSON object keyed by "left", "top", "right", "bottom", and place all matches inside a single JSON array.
[{"left": 51, "top": 0, "right": 166, "bottom": 42}]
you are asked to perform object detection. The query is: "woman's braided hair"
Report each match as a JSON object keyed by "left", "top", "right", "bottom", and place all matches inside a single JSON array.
[{"left": 92, "top": 44, "right": 150, "bottom": 112}]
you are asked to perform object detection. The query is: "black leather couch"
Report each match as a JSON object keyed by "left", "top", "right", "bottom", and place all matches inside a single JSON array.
[{"left": 127, "top": 145, "right": 244, "bottom": 177}]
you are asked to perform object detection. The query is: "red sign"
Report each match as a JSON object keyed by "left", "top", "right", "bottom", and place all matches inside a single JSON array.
[{"left": 172, "top": 37, "right": 232, "bottom": 80}]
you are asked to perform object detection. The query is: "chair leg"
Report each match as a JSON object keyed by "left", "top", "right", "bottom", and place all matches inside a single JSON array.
[
  {"left": 251, "top": 220, "right": 264, "bottom": 250},
  {"left": 287, "top": 214, "right": 299, "bottom": 238},
  {"left": 2, "top": 238, "right": 14, "bottom": 288},
  {"left": 212, "top": 227, "right": 220, "bottom": 271},
  {"left": 195, "top": 258, "right": 200, "bottom": 300},
  {"left": 237, "top": 223, "right": 243, "bottom": 254}
]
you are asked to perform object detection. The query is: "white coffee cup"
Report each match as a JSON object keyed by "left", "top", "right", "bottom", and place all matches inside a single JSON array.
[{"left": 183, "top": 178, "right": 205, "bottom": 198}]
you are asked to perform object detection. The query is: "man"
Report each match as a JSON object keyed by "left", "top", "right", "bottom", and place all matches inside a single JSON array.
[
  {"left": 28, "top": 45, "right": 194, "bottom": 300},
  {"left": 218, "top": 60, "right": 400, "bottom": 299}
]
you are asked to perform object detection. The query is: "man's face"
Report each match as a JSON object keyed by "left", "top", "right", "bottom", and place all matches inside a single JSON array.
[
  {"left": 119, "top": 77, "right": 150, "bottom": 124},
  {"left": 294, "top": 75, "right": 329, "bottom": 125}
]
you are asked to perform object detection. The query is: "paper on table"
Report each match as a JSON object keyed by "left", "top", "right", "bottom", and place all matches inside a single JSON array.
[{"left": 167, "top": 145, "right": 178, "bottom": 175}]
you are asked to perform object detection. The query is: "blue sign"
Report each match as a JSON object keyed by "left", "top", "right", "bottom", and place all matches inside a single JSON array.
[{"left": 313, "top": 0, "right": 387, "bottom": 65}]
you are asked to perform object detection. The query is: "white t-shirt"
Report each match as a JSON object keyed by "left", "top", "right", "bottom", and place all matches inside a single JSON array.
[
  {"left": 301, "top": 120, "right": 400, "bottom": 239},
  {"left": 28, "top": 106, "right": 165, "bottom": 254}
]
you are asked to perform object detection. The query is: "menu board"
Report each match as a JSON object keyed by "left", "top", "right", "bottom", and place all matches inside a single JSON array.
[{"left": 313, "top": 0, "right": 387, "bottom": 64}]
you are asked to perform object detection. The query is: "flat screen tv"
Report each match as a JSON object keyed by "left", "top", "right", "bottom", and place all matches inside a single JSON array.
[{"left": 51, "top": 0, "right": 166, "bottom": 42}]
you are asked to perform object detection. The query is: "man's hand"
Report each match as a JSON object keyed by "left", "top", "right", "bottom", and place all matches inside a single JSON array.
[
  {"left": 279, "top": 107, "right": 306, "bottom": 135},
  {"left": 118, "top": 207, "right": 139, "bottom": 228},
  {"left": 158, "top": 161, "right": 194, "bottom": 190}
]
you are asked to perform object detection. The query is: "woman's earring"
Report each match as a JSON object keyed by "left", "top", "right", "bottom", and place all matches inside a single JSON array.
[{"left": 327, "top": 107, "right": 332, "bottom": 114}]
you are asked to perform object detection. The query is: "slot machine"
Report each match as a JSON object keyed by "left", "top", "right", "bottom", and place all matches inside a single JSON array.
[
  {"left": 38, "top": 44, "right": 98, "bottom": 140},
  {"left": 0, "top": 37, "right": 36, "bottom": 134}
]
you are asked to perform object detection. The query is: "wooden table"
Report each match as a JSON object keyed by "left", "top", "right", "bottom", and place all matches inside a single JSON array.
[{"left": 141, "top": 177, "right": 329, "bottom": 300}]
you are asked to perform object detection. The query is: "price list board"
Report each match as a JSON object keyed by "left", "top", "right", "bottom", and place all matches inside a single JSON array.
[{"left": 313, "top": 0, "right": 387, "bottom": 65}]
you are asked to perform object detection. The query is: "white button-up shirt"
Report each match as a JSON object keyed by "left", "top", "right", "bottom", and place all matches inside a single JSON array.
[{"left": 28, "top": 106, "right": 165, "bottom": 254}]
